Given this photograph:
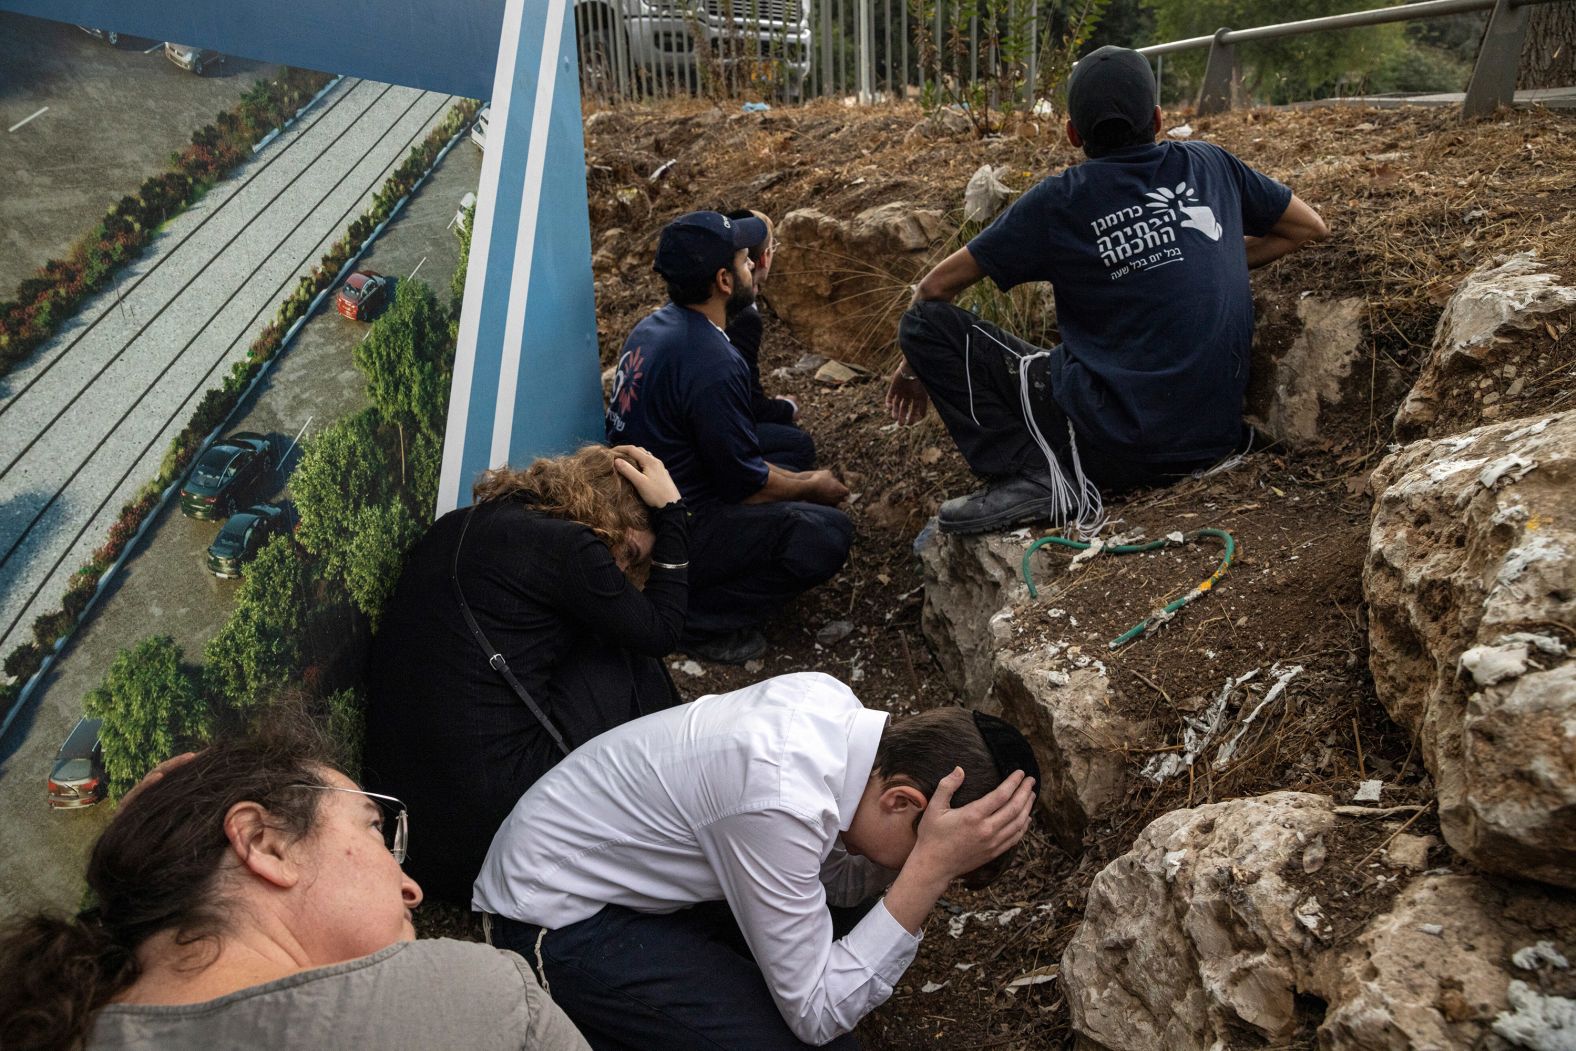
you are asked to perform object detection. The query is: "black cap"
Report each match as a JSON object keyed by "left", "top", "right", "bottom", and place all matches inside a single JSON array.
[
  {"left": 971, "top": 710, "right": 1041, "bottom": 793},
  {"left": 1066, "top": 45, "right": 1157, "bottom": 142},
  {"left": 653, "top": 211, "right": 768, "bottom": 285}
]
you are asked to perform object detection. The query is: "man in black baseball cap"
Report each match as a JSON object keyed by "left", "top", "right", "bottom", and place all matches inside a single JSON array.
[
  {"left": 890, "top": 46, "right": 1328, "bottom": 536},
  {"left": 1065, "top": 44, "right": 1162, "bottom": 155},
  {"left": 607, "top": 211, "right": 853, "bottom": 664}
]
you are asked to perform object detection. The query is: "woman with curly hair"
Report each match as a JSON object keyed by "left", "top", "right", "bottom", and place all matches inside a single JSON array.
[
  {"left": 363, "top": 444, "right": 687, "bottom": 904},
  {"left": 0, "top": 740, "right": 587, "bottom": 1051}
]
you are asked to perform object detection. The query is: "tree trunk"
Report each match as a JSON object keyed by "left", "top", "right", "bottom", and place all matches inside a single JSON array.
[{"left": 1519, "top": 2, "right": 1576, "bottom": 89}]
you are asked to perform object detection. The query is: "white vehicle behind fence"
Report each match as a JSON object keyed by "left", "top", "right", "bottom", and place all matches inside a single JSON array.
[{"left": 574, "top": 0, "right": 811, "bottom": 98}]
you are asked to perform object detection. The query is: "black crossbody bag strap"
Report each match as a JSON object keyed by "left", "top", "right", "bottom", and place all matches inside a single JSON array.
[{"left": 450, "top": 503, "right": 571, "bottom": 756}]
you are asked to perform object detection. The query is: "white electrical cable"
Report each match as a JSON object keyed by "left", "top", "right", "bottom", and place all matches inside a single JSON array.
[{"left": 967, "top": 325, "right": 1106, "bottom": 538}]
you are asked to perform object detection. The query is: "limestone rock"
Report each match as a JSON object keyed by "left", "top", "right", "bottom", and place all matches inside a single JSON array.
[
  {"left": 1318, "top": 875, "right": 1576, "bottom": 1051},
  {"left": 1396, "top": 252, "right": 1576, "bottom": 436},
  {"left": 771, "top": 203, "right": 947, "bottom": 361},
  {"left": 1063, "top": 795, "right": 1576, "bottom": 1051},
  {"left": 992, "top": 655, "right": 1136, "bottom": 844},
  {"left": 918, "top": 530, "right": 1028, "bottom": 703},
  {"left": 1062, "top": 792, "right": 1337, "bottom": 1051},
  {"left": 1261, "top": 296, "right": 1367, "bottom": 446},
  {"left": 1365, "top": 410, "right": 1576, "bottom": 887}
]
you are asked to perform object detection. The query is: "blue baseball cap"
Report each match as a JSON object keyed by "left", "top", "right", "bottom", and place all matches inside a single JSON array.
[{"left": 653, "top": 210, "right": 768, "bottom": 285}]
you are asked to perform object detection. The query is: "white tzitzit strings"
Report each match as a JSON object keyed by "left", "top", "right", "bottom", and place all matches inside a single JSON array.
[{"left": 967, "top": 325, "right": 1106, "bottom": 539}]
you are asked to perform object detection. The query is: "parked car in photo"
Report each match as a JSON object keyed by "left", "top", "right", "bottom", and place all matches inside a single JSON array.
[
  {"left": 206, "top": 503, "right": 292, "bottom": 578},
  {"left": 452, "top": 191, "right": 477, "bottom": 237},
  {"left": 471, "top": 105, "right": 490, "bottom": 150},
  {"left": 77, "top": 26, "right": 121, "bottom": 46},
  {"left": 179, "top": 432, "right": 275, "bottom": 520},
  {"left": 336, "top": 270, "right": 389, "bottom": 320},
  {"left": 47, "top": 717, "right": 106, "bottom": 809},
  {"left": 164, "top": 42, "right": 226, "bottom": 75}
]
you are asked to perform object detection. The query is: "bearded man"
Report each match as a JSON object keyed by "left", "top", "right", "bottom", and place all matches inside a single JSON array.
[{"left": 606, "top": 212, "right": 852, "bottom": 664}]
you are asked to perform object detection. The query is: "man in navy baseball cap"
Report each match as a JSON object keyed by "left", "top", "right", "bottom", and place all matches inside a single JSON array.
[
  {"left": 607, "top": 211, "right": 853, "bottom": 664},
  {"left": 653, "top": 210, "right": 768, "bottom": 288}
]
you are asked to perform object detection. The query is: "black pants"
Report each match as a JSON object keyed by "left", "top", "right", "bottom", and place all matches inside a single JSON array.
[
  {"left": 490, "top": 905, "right": 860, "bottom": 1051},
  {"left": 684, "top": 501, "right": 852, "bottom": 638},
  {"left": 897, "top": 301, "right": 1214, "bottom": 493},
  {"left": 758, "top": 421, "right": 817, "bottom": 472}
]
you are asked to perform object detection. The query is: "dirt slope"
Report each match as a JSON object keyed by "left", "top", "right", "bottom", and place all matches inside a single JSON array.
[{"left": 422, "top": 99, "right": 1576, "bottom": 1049}]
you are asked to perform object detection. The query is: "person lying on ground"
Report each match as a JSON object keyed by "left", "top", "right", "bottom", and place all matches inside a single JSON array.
[
  {"left": 888, "top": 45, "right": 1329, "bottom": 536},
  {"left": 607, "top": 211, "right": 852, "bottom": 665},
  {"left": 0, "top": 737, "right": 588, "bottom": 1051},
  {"left": 723, "top": 207, "right": 817, "bottom": 472},
  {"left": 362, "top": 444, "right": 687, "bottom": 905},
  {"left": 474, "top": 672, "right": 1039, "bottom": 1050}
]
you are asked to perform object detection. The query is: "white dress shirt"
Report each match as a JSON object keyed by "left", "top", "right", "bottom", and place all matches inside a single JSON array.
[{"left": 473, "top": 672, "right": 921, "bottom": 1046}]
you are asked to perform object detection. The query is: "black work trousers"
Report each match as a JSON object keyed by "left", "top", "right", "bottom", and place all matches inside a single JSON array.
[
  {"left": 757, "top": 421, "right": 817, "bottom": 472},
  {"left": 684, "top": 500, "right": 852, "bottom": 638},
  {"left": 490, "top": 905, "right": 861, "bottom": 1051},
  {"left": 897, "top": 301, "right": 1213, "bottom": 493}
]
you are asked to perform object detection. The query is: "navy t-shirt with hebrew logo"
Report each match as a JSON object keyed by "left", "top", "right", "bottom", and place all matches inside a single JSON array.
[
  {"left": 967, "top": 140, "right": 1292, "bottom": 463},
  {"left": 605, "top": 302, "right": 770, "bottom": 508}
]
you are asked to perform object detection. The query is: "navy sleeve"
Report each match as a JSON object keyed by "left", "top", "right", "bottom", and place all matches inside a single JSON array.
[
  {"left": 726, "top": 308, "right": 792, "bottom": 423},
  {"left": 1207, "top": 144, "right": 1293, "bottom": 237},
  {"left": 691, "top": 373, "right": 771, "bottom": 503},
  {"left": 965, "top": 178, "right": 1059, "bottom": 292}
]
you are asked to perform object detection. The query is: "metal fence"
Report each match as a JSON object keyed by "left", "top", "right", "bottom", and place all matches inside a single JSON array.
[
  {"left": 566, "top": 0, "right": 1062, "bottom": 103},
  {"left": 569, "top": 0, "right": 1562, "bottom": 116}
]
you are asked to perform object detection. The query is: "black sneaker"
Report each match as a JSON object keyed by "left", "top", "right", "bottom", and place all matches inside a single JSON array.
[
  {"left": 684, "top": 628, "right": 768, "bottom": 665},
  {"left": 937, "top": 472, "right": 1059, "bottom": 534}
]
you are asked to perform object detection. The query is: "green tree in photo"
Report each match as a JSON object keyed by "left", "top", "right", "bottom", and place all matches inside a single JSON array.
[
  {"left": 339, "top": 499, "right": 424, "bottom": 629},
  {"left": 202, "top": 537, "right": 315, "bottom": 715},
  {"left": 353, "top": 279, "right": 455, "bottom": 512},
  {"left": 353, "top": 280, "right": 454, "bottom": 443},
  {"left": 291, "top": 409, "right": 399, "bottom": 585},
  {"left": 85, "top": 636, "right": 210, "bottom": 798},
  {"left": 1145, "top": 0, "right": 1404, "bottom": 104}
]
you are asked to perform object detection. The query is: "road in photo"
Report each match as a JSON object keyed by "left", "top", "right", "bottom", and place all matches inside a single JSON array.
[
  {"left": 0, "top": 13, "right": 283, "bottom": 292},
  {"left": 0, "top": 77, "right": 456, "bottom": 667},
  {"left": 0, "top": 121, "right": 483, "bottom": 919}
]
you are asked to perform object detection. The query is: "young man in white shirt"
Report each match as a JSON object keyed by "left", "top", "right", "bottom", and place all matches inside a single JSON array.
[{"left": 473, "top": 672, "right": 1039, "bottom": 1049}]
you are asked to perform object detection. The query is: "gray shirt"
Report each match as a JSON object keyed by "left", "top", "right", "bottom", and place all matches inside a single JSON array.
[{"left": 89, "top": 939, "right": 589, "bottom": 1051}]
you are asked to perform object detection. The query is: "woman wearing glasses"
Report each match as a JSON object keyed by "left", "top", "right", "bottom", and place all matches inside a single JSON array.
[
  {"left": 362, "top": 444, "right": 688, "bottom": 905},
  {"left": 0, "top": 738, "right": 588, "bottom": 1051}
]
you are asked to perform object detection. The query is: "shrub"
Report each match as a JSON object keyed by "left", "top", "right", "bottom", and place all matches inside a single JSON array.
[
  {"left": 31, "top": 609, "right": 73, "bottom": 649},
  {"left": 85, "top": 636, "right": 210, "bottom": 798},
  {"left": 3, "top": 642, "right": 44, "bottom": 682}
]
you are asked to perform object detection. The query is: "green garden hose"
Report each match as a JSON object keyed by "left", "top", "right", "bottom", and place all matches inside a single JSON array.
[{"left": 1020, "top": 528, "right": 1237, "bottom": 650}]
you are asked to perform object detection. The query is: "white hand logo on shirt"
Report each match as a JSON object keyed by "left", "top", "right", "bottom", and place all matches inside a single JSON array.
[
  {"left": 1179, "top": 204, "right": 1222, "bottom": 241},
  {"left": 1145, "top": 182, "right": 1222, "bottom": 242}
]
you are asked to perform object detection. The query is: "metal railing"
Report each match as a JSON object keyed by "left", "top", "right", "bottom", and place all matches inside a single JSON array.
[
  {"left": 567, "top": 0, "right": 1565, "bottom": 113},
  {"left": 1135, "top": 0, "right": 1566, "bottom": 117}
]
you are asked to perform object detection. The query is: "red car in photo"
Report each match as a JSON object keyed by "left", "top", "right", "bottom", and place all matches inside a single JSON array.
[{"left": 336, "top": 270, "right": 388, "bottom": 320}]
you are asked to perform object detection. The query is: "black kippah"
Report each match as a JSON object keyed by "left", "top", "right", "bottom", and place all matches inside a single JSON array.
[{"left": 971, "top": 710, "right": 1041, "bottom": 791}]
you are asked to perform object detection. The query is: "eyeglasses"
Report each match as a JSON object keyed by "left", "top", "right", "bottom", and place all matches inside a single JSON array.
[
  {"left": 768, "top": 240, "right": 782, "bottom": 254},
  {"left": 291, "top": 784, "right": 409, "bottom": 864}
]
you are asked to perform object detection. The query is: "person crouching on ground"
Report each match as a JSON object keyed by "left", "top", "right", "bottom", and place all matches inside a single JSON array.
[
  {"left": 362, "top": 444, "right": 687, "bottom": 906},
  {"left": 474, "top": 672, "right": 1039, "bottom": 1049},
  {"left": 0, "top": 738, "right": 588, "bottom": 1051},
  {"left": 888, "top": 45, "right": 1328, "bottom": 536},
  {"left": 723, "top": 207, "right": 817, "bottom": 472},
  {"left": 606, "top": 211, "right": 853, "bottom": 665}
]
